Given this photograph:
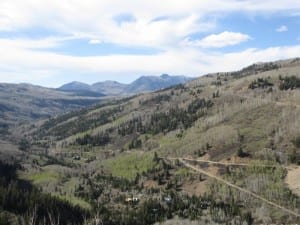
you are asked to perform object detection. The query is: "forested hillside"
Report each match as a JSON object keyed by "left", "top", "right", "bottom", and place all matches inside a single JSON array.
[{"left": 1, "top": 58, "right": 300, "bottom": 224}]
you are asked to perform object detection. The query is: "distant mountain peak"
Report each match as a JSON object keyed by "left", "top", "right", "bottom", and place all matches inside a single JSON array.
[
  {"left": 58, "top": 74, "right": 192, "bottom": 96},
  {"left": 59, "top": 81, "right": 90, "bottom": 91},
  {"left": 160, "top": 74, "right": 170, "bottom": 79},
  {"left": 58, "top": 81, "right": 106, "bottom": 97},
  {"left": 99, "top": 80, "right": 124, "bottom": 85},
  {"left": 126, "top": 74, "right": 192, "bottom": 93},
  {"left": 69, "top": 81, "right": 86, "bottom": 85}
]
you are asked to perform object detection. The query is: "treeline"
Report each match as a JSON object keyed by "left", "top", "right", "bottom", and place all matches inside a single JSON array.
[
  {"left": 146, "top": 98, "right": 213, "bottom": 134},
  {"left": 231, "top": 62, "right": 279, "bottom": 78},
  {"left": 118, "top": 98, "right": 213, "bottom": 136},
  {"left": 140, "top": 94, "right": 171, "bottom": 106},
  {"left": 38, "top": 106, "right": 121, "bottom": 140},
  {"left": 0, "top": 161, "right": 88, "bottom": 225},
  {"left": 128, "top": 138, "right": 142, "bottom": 149},
  {"left": 39, "top": 96, "right": 136, "bottom": 132},
  {"left": 75, "top": 132, "right": 110, "bottom": 146},
  {"left": 248, "top": 78, "right": 273, "bottom": 89},
  {"left": 75, "top": 96, "right": 213, "bottom": 146},
  {"left": 279, "top": 75, "right": 300, "bottom": 90},
  {"left": 187, "top": 98, "right": 213, "bottom": 114},
  {"left": 148, "top": 108, "right": 198, "bottom": 134},
  {"left": 118, "top": 117, "right": 144, "bottom": 136},
  {"left": 247, "top": 75, "right": 300, "bottom": 91}
]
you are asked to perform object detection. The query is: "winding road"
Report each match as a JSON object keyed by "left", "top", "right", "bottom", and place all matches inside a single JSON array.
[
  {"left": 166, "top": 157, "right": 300, "bottom": 218},
  {"left": 168, "top": 157, "right": 287, "bottom": 168}
]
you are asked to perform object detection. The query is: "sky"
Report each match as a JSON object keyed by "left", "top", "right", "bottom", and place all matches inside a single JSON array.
[{"left": 0, "top": 0, "right": 299, "bottom": 87}]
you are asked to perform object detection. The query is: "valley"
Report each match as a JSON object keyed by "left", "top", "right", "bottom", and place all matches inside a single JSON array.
[
  {"left": 0, "top": 83, "right": 105, "bottom": 135},
  {"left": 0, "top": 58, "right": 300, "bottom": 225}
]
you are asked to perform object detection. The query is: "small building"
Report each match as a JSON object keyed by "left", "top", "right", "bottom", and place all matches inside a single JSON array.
[
  {"left": 73, "top": 155, "right": 81, "bottom": 160},
  {"left": 164, "top": 196, "right": 172, "bottom": 203},
  {"left": 132, "top": 197, "right": 139, "bottom": 202},
  {"left": 125, "top": 197, "right": 139, "bottom": 203}
]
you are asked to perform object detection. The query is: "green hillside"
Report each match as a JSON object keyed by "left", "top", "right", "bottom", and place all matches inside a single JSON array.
[{"left": 1, "top": 58, "right": 300, "bottom": 224}]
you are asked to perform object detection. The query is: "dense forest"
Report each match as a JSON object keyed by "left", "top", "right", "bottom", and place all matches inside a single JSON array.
[{"left": 0, "top": 161, "right": 88, "bottom": 225}]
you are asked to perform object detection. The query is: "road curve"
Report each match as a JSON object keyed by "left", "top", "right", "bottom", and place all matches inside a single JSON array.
[
  {"left": 182, "top": 157, "right": 286, "bottom": 168},
  {"left": 167, "top": 157, "right": 300, "bottom": 218}
]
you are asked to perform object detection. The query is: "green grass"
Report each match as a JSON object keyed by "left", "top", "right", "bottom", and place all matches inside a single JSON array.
[
  {"left": 158, "top": 134, "right": 178, "bottom": 147},
  {"left": 104, "top": 152, "right": 157, "bottom": 181},
  {"left": 61, "top": 177, "right": 79, "bottom": 193},
  {"left": 53, "top": 193, "right": 91, "bottom": 210},
  {"left": 28, "top": 170, "right": 60, "bottom": 184},
  {"left": 175, "top": 168, "right": 191, "bottom": 177},
  {"left": 27, "top": 169, "right": 91, "bottom": 210},
  {"left": 112, "top": 114, "right": 130, "bottom": 125}
]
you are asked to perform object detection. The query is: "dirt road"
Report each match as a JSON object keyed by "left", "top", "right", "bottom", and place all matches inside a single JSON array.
[
  {"left": 178, "top": 157, "right": 286, "bottom": 168},
  {"left": 168, "top": 157, "right": 300, "bottom": 218}
]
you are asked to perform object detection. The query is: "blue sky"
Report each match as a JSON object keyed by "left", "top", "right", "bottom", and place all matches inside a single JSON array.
[{"left": 0, "top": 0, "right": 299, "bottom": 87}]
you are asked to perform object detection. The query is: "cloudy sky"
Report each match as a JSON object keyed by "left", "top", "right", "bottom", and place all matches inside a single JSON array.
[{"left": 0, "top": 0, "right": 300, "bottom": 87}]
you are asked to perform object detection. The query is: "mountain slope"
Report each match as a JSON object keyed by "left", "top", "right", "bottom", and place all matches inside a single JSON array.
[
  {"left": 59, "top": 81, "right": 91, "bottom": 91},
  {"left": 2, "top": 58, "right": 300, "bottom": 225},
  {"left": 37, "top": 58, "right": 300, "bottom": 160},
  {"left": 126, "top": 74, "right": 192, "bottom": 93},
  {"left": 0, "top": 83, "right": 103, "bottom": 134},
  {"left": 58, "top": 81, "right": 106, "bottom": 97},
  {"left": 91, "top": 80, "right": 127, "bottom": 96}
]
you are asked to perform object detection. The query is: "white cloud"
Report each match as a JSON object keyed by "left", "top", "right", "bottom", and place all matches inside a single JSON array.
[
  {"left": 89, "top": 39, "right": 101, "bottom": 44},
  {"left": 183, "top": 31, "right": 251, "bottom": 48},
  {"left": 276, "top": 25, "right": 288, "bottom": 32},
  {"left": 0, "top": 36, "right": 77, "bottom": 50},
  {"left": 103, "top": 14, "right": 215, "bottom": 49},
  {"left": 0, "top": 1, "right": 299, "bottom": 86},
  {"left": 0, "top": 37, "right": 299, "bottom": 87},
  {"left": 0, "top": 0, "right": 299, "bottom": 48}
]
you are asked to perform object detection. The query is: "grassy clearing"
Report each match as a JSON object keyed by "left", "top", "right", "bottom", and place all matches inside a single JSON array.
[
  {"left": 61, "top": 177, "right": 79, "bottom": 193},
  {"left": 53, "top": 193, "right": 91, "bottom": 210},
  {"left": 28, "top": 170, "right": 60, "bottom": 184},
  {"left": 27, "top": 168, "right": 91, "bottom": 210},
  {"left": 175, "top": 168, "right": 191, "bottom": 177},
  {"left": 104, "top": 151, "right": 157, "bottom": 180}
]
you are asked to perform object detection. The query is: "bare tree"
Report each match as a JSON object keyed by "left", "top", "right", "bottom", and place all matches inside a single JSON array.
[
  {"left": 47, "top": 210, "right": 60, "bottom": 225},
  {"left": 28, "top": 205, "right": 37, "bottom": 225}
]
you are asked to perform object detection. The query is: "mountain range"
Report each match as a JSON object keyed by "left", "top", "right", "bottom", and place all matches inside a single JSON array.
[
  {"left": 0, "top": 74, "right": 191, "bottom": 133},
  {"left": 58, "top": 74, "right": 192, "bottom": 96}
]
